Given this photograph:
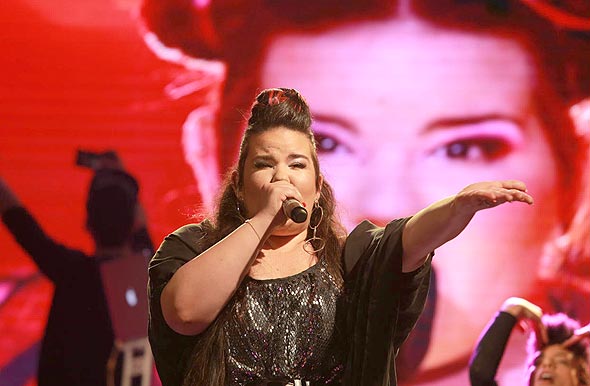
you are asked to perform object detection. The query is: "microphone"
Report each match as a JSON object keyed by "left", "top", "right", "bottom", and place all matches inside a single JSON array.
[{"left": 282, "top": 198, "right": 308, "bottom": 223}]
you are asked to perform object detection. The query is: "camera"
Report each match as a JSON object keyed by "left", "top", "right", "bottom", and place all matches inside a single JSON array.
[{"left": 76, "top": 149, "right": 118, "bottom": 169}]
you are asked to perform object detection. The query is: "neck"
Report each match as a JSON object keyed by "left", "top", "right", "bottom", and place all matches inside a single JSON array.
[
  {"left": 263, "top": 230, "right": 308, "bottom": 252},
  {"left": 250, "top": 231, "right": 317, "bottom": 280}
]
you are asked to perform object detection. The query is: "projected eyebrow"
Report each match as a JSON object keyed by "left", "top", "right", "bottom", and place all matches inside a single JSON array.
[
  {"left": 424, "top": 114, "right": 524, "bottom": 132},
  {"left": 313, "top": 113, "right": 358, "bottom": 133}
]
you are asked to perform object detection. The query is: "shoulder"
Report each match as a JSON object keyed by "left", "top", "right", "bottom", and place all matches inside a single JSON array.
[
  {"left": 171, "top": 220, "right": 212, "bottom": 237},
  {"left": 347, "top": 217, "right": 411, "bottom": 244},
  {"left": 343, "top": 218, "right": 411, "bottom": 273},
  {"left": 149, "top": 220, "right": 214, "bottom": 291},
  {"left": 169, "top": 222, "right": 208, "bottom": 241},
  {"left": 151, "top": 220, "right": 213, "bottom": 270},
  {"left": 162, "top": 220, "right": 213, "bottom": 250}
]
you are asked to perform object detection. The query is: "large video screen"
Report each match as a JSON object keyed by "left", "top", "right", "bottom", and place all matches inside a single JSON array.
[{"left": 1, "top": 1, "right": 588, "bottom": 385}]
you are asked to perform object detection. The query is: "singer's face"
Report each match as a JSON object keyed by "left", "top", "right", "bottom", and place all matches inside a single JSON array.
[
  {"left": 261, "top": 20, "right": 560, "bottom": 371},
  {"left": 240, "top": 127, "right": 320, "bottom": 235}
]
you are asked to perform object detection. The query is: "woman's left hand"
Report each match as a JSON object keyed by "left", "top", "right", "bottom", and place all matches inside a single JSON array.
[
  {"left": 454, "top": 180, "right": 534, "bottom": 215},
  {"left": 401, "top": 179, "right": 534, "bottom": 272}
]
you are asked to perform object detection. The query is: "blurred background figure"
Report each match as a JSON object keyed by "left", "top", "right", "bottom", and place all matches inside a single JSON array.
[
  {"left": 0, "top": 151, "right": 154, "bottom": 386},
  {"left": 469, "top": 296, "right": 590, "bottom": 386},
  {"left": 0, "top": 0, "right": 197, "bottom": 383},
  {"left": 139, "top": 0, "right": 590, "bottom": 383}
]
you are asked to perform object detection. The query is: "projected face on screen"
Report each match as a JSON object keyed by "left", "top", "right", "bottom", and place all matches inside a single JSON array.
[{"left": 259, "top": 19, "right": 561, "bottom": 371}]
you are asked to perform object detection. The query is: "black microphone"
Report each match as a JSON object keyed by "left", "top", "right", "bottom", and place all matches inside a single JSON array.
[{"left": 282, "top": 198, "right": 308, "bottom": 223}]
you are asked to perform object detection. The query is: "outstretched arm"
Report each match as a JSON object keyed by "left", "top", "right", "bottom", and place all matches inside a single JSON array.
[
  {"left": 401, "top": 180, "right": 533, "bottom": 272},
  {"left": 0, "top": 176, "right": 79, "bottom": 281}
]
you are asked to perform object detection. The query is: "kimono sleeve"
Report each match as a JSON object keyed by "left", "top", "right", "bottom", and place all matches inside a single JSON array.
[
  {"left": 342, "top": 218, "right": 434, "bottom": 386},
  {"left": 148, "top": 223, "right": 207, "bottom": 301},
  {"left": 147, "top": 222, "right": 208, "bottom": 386}
]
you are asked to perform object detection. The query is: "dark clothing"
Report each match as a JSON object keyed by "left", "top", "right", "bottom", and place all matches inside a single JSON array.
[
  {"left": 148, "top": 223, "right": 206, "bottom": 386},
  {"left": 148, "top": 218, "right": 432, "bottom": 386},
  {"left": 342, "top": 219, "right": 432, "bottom": 386},
  {"left": 469, "top": 311, "right": 518, "bottom": 386},
  {"left": 2, "top": 206, "right": 153, "bottom": 386},
  {"left": 224, "top": 258, "right": 344, "bottom": 385}
]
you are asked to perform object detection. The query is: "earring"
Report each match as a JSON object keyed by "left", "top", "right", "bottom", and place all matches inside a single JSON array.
[
  {"left": 304, "top": 201, "right": 325, "bottom": 255},
  {"left": 236, "top": 200, "right": 246, "bottom": 222}
]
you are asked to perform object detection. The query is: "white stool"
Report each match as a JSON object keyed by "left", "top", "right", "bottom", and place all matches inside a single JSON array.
[{"left": 107, "top": 337, "right": 153, "bottom": 386}]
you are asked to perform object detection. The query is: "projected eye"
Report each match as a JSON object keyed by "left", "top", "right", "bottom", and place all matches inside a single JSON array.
[
  {"left": 426, "top": 119, "right": 523, "bottom": 163},
  {"left": 434, "top": 137, "right": 511, "bottom": 161},
  {"left": 312, "top": 119, "right": 354, "bottom": 155},
  {"left": 315, "top": 133, "right": 344, "bottom": 153}
]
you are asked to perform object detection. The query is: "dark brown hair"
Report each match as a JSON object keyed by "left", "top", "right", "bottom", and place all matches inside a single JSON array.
[
  {"left": 527, "top": 313, "right": 590, "bottom": 386},
  {"left": 182, "top": 88, "right": 346, "bottom": 386}
]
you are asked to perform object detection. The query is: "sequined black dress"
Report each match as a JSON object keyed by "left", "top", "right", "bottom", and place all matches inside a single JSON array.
[
  {"left": 148, "top": 218, "right": 432, "bottom": 386},
  {"left": 223, "top": 259, "right": 344, "bottom": 385}
]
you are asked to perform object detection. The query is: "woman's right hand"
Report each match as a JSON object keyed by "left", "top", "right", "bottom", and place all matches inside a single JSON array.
[
  {"left": 501, "top": 297, "right": 548, "bottom": 346},
  {"left": 253, "top": 180, "right": 305, "bottom": 229}
]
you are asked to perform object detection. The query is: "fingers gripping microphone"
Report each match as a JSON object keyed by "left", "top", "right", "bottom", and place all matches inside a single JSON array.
[{"left": 282, "top": 199, "right": 308, "bottom": 223}]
